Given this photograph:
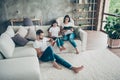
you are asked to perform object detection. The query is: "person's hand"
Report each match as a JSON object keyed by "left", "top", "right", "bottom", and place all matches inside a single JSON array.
[
  {"left": 70, "top": 28, "right": 74, "bottom": 32},
  {"left": 51, "top": 41, "right": 56, "bottom": 46},
  {"left": 37, "top": 50, "right": 43, "bottom": 57},
  {"left": 62, "top": 30, "right": 67, "bottom": 33}
]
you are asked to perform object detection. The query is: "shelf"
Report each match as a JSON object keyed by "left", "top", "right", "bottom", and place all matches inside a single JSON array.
[
  {"left": 73, "top": 0, "right": 97, "bottom": 30},
  {"left": 75, "top": 3, "right": 97, "bottom": 5},
  {"left": 74, "top": 10, "right": 96, "bottom": 13},
  {"left": 10, "top": 18, "right": 42, "bottom": 26},
  {"left": 81, "top": 24, "right": 95, "bottom": 27},
  {"left": 74, "top": 18, "right": 96, "bottom": 20}
]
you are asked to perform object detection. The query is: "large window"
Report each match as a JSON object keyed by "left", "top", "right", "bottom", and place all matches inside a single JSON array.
[
  {"left": 109, "top": 0, "right": 120, "bottom": 13},
  {"left": 101, "top": 0, "right": 120, "bottom": 31}
]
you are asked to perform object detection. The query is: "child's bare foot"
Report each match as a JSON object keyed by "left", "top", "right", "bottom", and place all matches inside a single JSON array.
[
  {"left": 59, "top": 47, "right": 63, "bottom": 51},
  {"left": 53, "top": 61, "right": 62, "bottom": 70},
  {"left": 75, "top": 48, "right": 79, "bottom": 54},
  {"left": 72, "top": 65, "right": 84, "bottom": 73},
  {"left": 62, "top": 46, "right": 66, "bottom": 50}
]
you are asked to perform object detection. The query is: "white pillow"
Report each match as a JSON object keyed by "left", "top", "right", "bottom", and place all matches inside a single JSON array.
[
  {"left": 0, "top": 33, "right": 15, "bottom": 58},
  {"left": 4, "top": 26, "right": 15, "bottom": 37},
  {"left": 16, "top": 27, "right": 28, "bottom": 38},
  {"left": 26, "top": 27, "right": 36, "bottom": 40}
]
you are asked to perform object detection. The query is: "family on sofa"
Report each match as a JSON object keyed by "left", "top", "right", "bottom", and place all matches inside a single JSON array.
[{"left": 0, "top": 15, "right": 87, "bottom": 80}]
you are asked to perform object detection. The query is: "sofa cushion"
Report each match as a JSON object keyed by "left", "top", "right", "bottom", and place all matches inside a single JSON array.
[
  {"left": 26, "top": 27, "right": 36, "bottom": 41},
  {"left": 13, "top": 47, "right": 37, "bottom": 58},
  {"left": 12, "top": 34, "right": 28, "bottom": 46},
  {"left": 23, "top": 18, "right": 33, "bottom": 26},
  {"left": 0, "top": 57, "right": 41, "bottom": 80},
  {"left": 16, "top": 26, "right": 28, "bottom": 38},
  {"left": 0, "top": 33, "right": 15, "bottom": 58},
  {"left": 4, "top": 26, "right": 15, "bottom": 37}
]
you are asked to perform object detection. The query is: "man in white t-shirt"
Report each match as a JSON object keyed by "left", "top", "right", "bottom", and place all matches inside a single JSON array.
[{"left": 33, "top": 29, "right": 84, "bottom": 73}]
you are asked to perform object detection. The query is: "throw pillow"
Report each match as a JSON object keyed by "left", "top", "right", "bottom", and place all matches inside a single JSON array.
[
  {"left": 16, "top": 26, "right": 28, "bottom": 38},
  {"left": 23, "top": 18, "right": 33, "bottom": 26},
  {"left": 26, "top": 27, "right": 36, "bottom": 41},
  {"left": 0, "top": 33, "right": 15, "bottom": 58},
  {"left": 12, "top": 34, "right": 28, "bottom": 46}
]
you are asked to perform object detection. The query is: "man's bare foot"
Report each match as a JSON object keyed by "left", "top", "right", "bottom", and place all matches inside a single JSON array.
[
  {"left": 72, "top": 65, "right": 84, "bottom": 73},
  {"left": 53, "top": 61, "right": 62, "bottom": 70},
  {"left": 76, "top": 51, "right": 79, "bottom": 54}
]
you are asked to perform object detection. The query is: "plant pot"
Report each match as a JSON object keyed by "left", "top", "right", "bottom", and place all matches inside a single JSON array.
[{"left": 107, "top": 38, "right": 120, "bottom": 48}]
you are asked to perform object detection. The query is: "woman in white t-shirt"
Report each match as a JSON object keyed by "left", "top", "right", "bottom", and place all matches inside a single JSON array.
[
  {"left": 48, "top": 20, "right": 66, "bottom": 51},
  {"left": 61, "top": 15, "right": 79, "bottom": 54},
  {"left": 33, "top": 29, "right": 84, "bottom": 73}
]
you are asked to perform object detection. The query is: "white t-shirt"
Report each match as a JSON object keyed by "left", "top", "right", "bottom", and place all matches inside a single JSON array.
[
  {"left": 33, "top": 37, "right": 50, "bottom": 52},
  {"left": 49, "top": 27, "right": 60, "bottom": 37},
  {"left": 62, "top": 22, "right": 74, "bottom": 35}
]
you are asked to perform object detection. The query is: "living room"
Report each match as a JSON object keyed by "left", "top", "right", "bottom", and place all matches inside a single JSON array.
[{"left": 0, "top": 0, "right": 120, "bottom": 80}]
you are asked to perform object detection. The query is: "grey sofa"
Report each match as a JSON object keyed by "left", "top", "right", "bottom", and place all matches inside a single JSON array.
[
  {"left": 0, "top": 24, "right": 87, "bottom": 80},
  {"left": 0, "top": 26, "right": 41, "bottom": 80},
  {"left": 35, "top": 25, "right": 87, "bottom": 53}
]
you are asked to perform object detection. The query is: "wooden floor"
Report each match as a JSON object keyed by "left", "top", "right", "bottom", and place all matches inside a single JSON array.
[{"left": 86, "top": 30, "right": 120, "bottom": 57}]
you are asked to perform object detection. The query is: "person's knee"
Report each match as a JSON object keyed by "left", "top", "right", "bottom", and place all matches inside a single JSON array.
[
  {"left": 69, "top": 33, "right": 75, "bottom": 39},
  {"left": 68, "top": 39, "right": 77, "bottom": 47},
  {"left": 69, "top": 38, "right": 74, "bottom": 42},
  {"left": 47, "top": 46, "right": 53, "bottom": 52}
]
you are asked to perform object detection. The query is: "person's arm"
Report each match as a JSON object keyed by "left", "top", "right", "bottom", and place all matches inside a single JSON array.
[
  {"left": 60, "top": 26, "right": 67, "bottom": 35},
  {"left": 45, "top": 37, "right": 55, "bottom": 46},
  {"left": 48, "top": 31, "right": 52, "bottom": 37},
  {"left": 48, "top": 28, "right": 52, "bottom": 37},
  {"left": 58, "top": 31, "right": 61, "bottom": 36},
  {"left": 35, "top": 48, "right": 43, "bottom": 57},
  {"left": 58, "top": 27, "right": 61, "bottom": 36},
  {"left": 33, "top": 40, "right": 43, "bottom": 57}
]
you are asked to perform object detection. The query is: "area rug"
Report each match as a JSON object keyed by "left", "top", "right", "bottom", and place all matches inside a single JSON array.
[{"left": 39, "top": 49, "right": 120, "bottom": 80}]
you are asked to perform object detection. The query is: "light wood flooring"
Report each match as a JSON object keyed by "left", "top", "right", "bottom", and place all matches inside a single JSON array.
[{"left": 86, "top": 30, "right": 120, "bottom": 57}]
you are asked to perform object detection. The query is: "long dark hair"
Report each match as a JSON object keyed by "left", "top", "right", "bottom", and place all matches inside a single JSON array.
[
  {"left": 47, "top": 20, "right": 58, "bottom": 31},
  {"left": 63, "top": 15, "right": 71, "bottom": 23}
]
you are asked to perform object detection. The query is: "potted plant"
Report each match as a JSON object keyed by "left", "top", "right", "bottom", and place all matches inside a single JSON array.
[{"left": 104, "top": 9, "right": 120, "bottom": 48}]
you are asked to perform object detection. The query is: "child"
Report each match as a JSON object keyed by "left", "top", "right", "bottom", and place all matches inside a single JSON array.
[
  {"left": 33, "top": 29, "right": 84, "bottom": 73},
  {"left": 48, "top": 20, "right": 66, "bottom": 51}
]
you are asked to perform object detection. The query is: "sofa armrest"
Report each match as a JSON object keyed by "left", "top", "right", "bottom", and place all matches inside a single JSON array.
[
  {"left": 78, "top": 28, "right": 87, "bottom": 51},
  {"left": 0, "top": 57, "right": 41, "bottom": 80}
]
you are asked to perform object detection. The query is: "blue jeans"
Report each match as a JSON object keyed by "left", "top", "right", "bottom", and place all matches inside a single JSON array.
[
  {"left": 52, "top": 37, "right": 64, "bottom": 47},
  {"left": 63, "top": 33, "right": 77, "bottom": 48},
  {"left": 39, "top": 46, "right": 72, "bottom": 69},
  {"left": 56, "top": 38, "right": 64, "bottom": 47}
]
